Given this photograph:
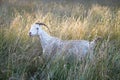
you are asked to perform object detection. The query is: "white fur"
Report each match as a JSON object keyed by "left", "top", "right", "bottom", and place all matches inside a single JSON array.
[{"left": 29, "top": 23, "right": 100, "bottom": 60}]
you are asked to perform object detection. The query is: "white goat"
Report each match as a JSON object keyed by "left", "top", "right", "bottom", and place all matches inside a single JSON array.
[{"left": 29, "top": 23, "right": 101, "bottom": 60}]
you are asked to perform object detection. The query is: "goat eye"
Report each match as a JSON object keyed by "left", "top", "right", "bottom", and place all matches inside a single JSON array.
[{"left": 36, "top": 28, "right": 39, "bottom": 30}]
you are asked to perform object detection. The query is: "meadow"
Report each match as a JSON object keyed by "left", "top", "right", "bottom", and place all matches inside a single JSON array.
[{"left": 0, "top": 0, "right": 120, "bottom": 80}]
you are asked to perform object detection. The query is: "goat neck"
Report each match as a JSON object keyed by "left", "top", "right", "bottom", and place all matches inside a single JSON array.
[{"left": 38, "top": 29, "right": 53, "bottom": 49}]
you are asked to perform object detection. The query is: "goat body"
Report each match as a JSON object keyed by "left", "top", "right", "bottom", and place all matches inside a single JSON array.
[{"left": 29, "top": 23, "right": 100, "bottom": 60}]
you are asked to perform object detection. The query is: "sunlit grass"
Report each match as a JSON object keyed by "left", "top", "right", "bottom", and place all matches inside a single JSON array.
[{"left": 0, "top": 0, "right": 120, "bottom": 80}]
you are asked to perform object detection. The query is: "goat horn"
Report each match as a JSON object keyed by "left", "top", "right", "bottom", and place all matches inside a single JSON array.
[{"left": 35, "top": 22, "right": 51, "bottom": 33}]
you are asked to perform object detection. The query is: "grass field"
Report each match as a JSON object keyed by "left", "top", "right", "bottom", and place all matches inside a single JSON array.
[{"left": 0, "top": 0, "right": 120, "bottom": 80}]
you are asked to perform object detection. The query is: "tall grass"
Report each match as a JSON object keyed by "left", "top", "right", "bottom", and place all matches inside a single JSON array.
[{"left": 0, "top": 0, "right": 120, "bottom": 80}]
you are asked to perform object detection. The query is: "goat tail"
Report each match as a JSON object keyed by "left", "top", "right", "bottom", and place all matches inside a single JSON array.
[
  {"left": 93, "top": 37, "right": 102, "bottom": 43},
  {"left": 90, "top": 37, "right": 102, "bottom": 48}
]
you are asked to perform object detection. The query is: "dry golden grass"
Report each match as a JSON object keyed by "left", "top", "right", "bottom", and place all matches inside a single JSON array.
[{"left": 0, "top": 0, "right": 120, "bottom": 80}]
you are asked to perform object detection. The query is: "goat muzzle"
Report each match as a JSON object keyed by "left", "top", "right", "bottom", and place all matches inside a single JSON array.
[{"left": 29, "top": 32, "right": 32, "bottom": 37}]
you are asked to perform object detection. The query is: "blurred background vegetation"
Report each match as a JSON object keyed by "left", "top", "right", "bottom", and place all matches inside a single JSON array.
[{"left": 0, "top": 0, "right": 120, "bottom": 80}]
